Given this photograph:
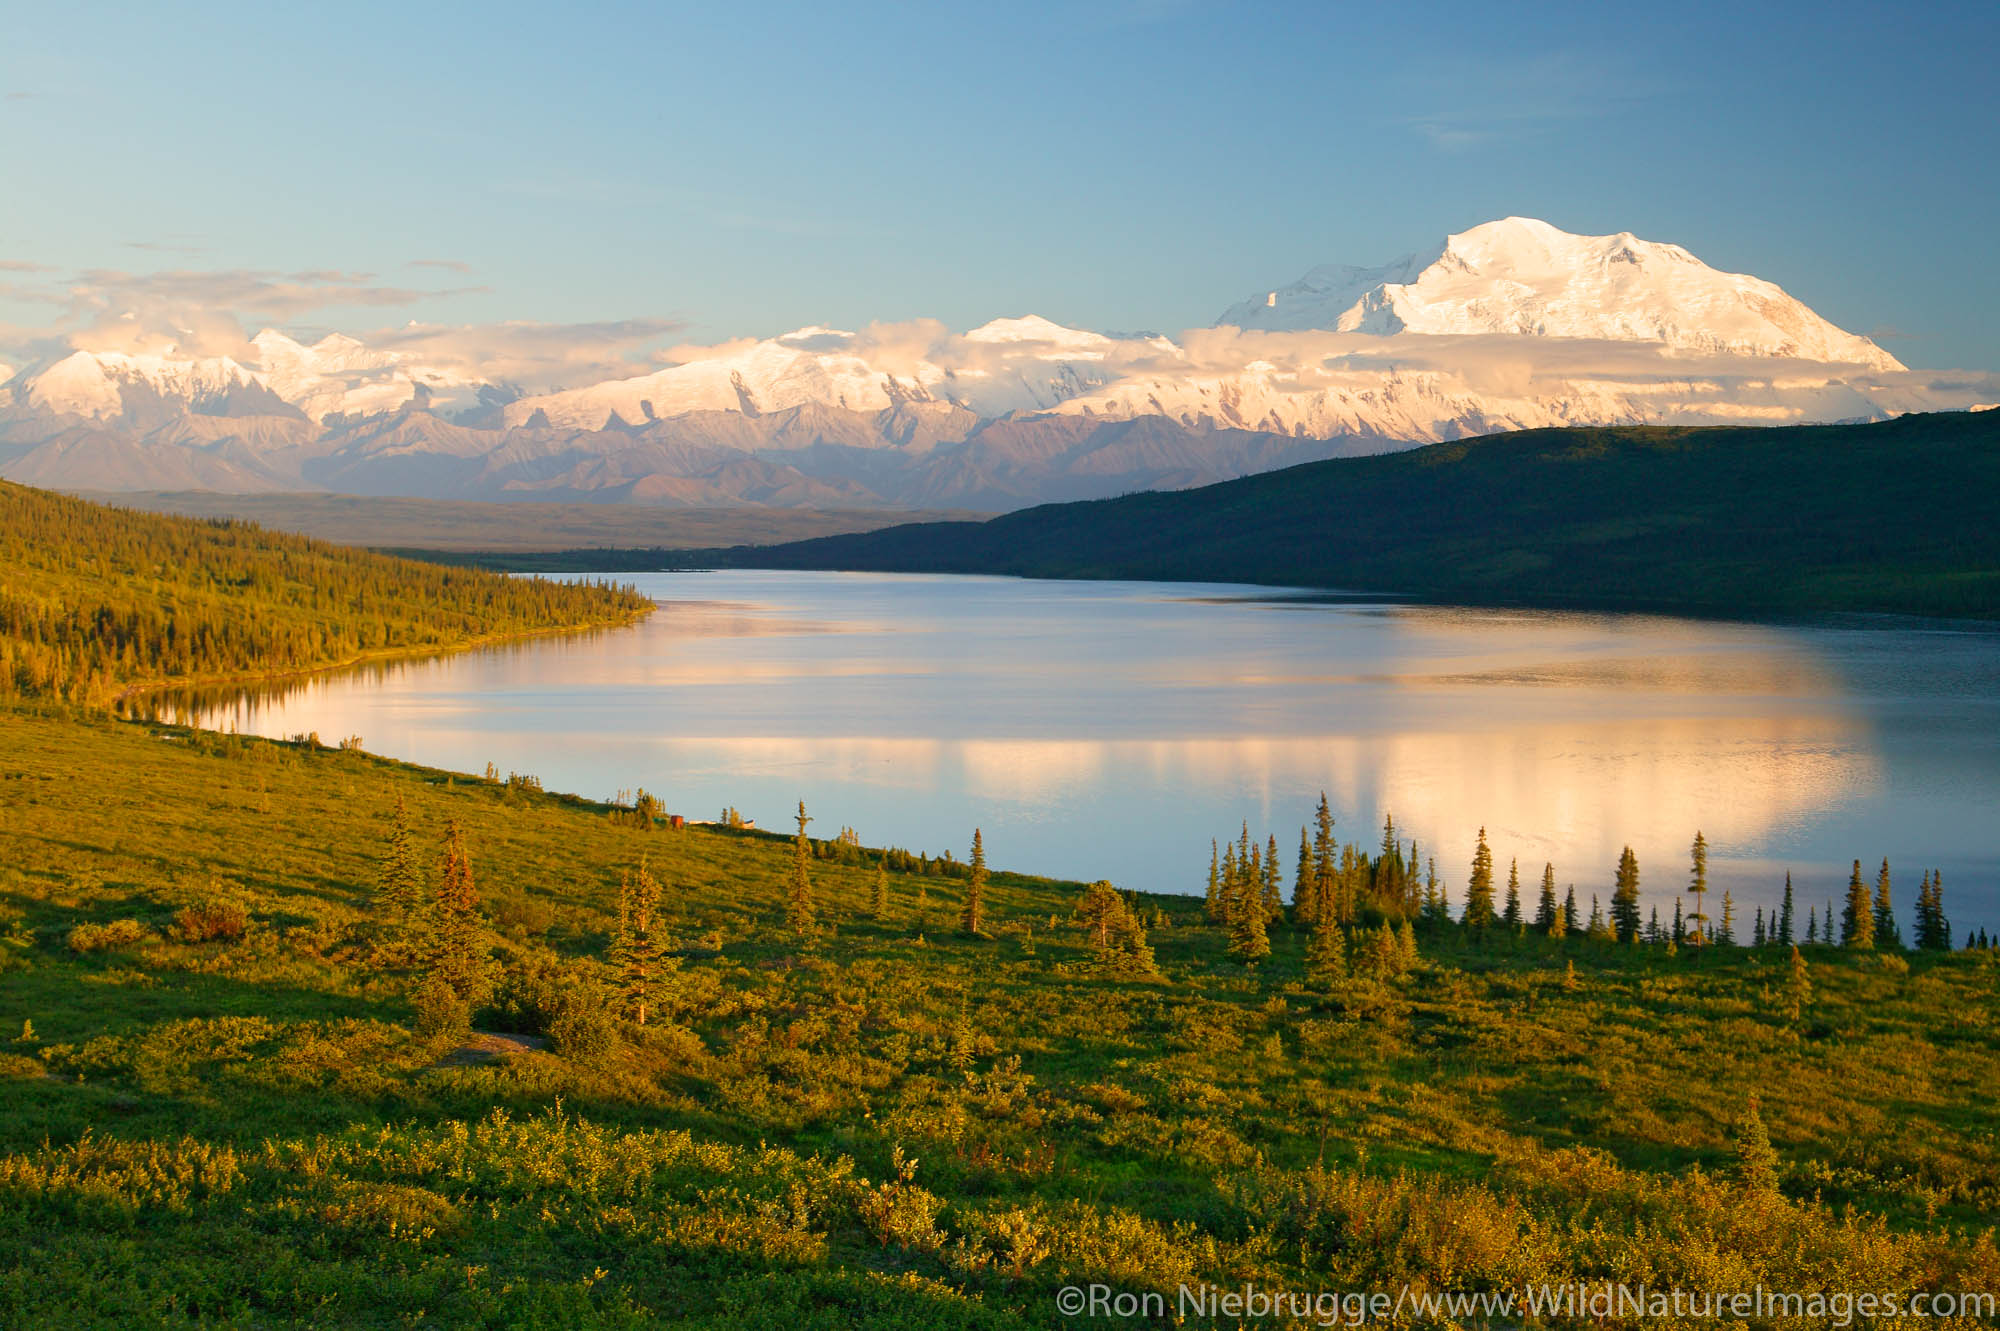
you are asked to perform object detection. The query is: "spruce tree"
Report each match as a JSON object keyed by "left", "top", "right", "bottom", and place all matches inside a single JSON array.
[
  {"left": 1218, "top": 844, "right": 1237, "bottom": 925},
  {"left": 1587, "top": 893, "right": 1614, "bottom": 942},
  {"left": 1646, "top": 905, "right": 1660, "bottom": 945},
  {"left": 1806, "top": 906, "right": 1818, "bottom": 945},
  {"left": 1753, "top": 906, "right": 1766, "bottom": 948},
  {"left": 1312, "top": 793, "right": 1337, "bottom": 916},
  {"left": 1535, "top": 863, "right": 1558, "bottom": 934},
  {"left": 1076, "top": 880, "right": 1127, "bottom": 955},
  {"left": 1227, "top": 871, "right": 1272, "bottom": 964},
  {"left": 1404, "top": 840, "right": 1423, "bottom": 918},
  {"left": 1235, "top": 822, "right": 1256, "bottom": 927},
  {"left": 1785, "top": 946, "right": 1812, "bottom": 1028},
  {"left": 1112, "top": 892, "right": 1158, "bottom": 976},
  {"left": 1872, "top": 858, "right": 1900, "bottom": 948},
  {"left": 375, "top": 794, "right": 425, "bottom": 932},
  {"left": 1611, "top": 845, "right": 1642, "bottom": 944},
  {"left": 612, "top": 860, "right": 670, "bottom": 1026},
  {"left": 1671, "top": 898, "right": 1684, "bottom": 943},
  {"left": 1205, "top": 840, "right": 1222, "bottom": 922},
  {"left": 1294, "top": 828, "right": 1318, "bottom": 927},
  {"left": 1735, "top": 1098, "right": 1781, "bottom": 1194},
  {"left": 1562, "top": 885, "right": 1579, "bottom": 939},
  {"left": 871, "top": 863, "right": 890, "bottom": 920},
  {"left": 1463, "top": 827, "right": 1496, "bottom": 935},
  {"left": 785, "top": 801, "right": 817, "bottom": 940},
  {"left": 1717, "top": 891, "right": 1736, "bottom": 946},
  {"left": 1421, "top": 858, "right": 1450, "bottom": 930},
  {"left": 1363, "top": 922, "right": 1403, "bottom": 979},
  {"left": 1263, "top": 833, "right": 1284, "bottom": 923},
  {"left": 1915, "top": 870, "right": 1952, "bottom": 951},
  {"left": 961, "top": 828, "right": 989, "bottom": 936},
  {"left": 1305, "top": 912, "right": 1346, "bottom": 989},
  {"left": 1686, "top": 832, "right": 1710, "bottom": 952},
  {"left": 1375, "top": 815, "right": 1403, "bottom": 905},
  {"left": 1778, "top": 872, "right": 1796, "bottom": 946},
  {"left": 1503, "top": 858, "right": 1523, "bottom": 933},
  {"left": 1840, "top": 860, "right": 1874, "bottom": 949},
  {"left": 417, "top": 820, "right": 494, "bottom": 1033},
  {"left": 1336, "top": 843, "right": 1360, "bottom": 924}
]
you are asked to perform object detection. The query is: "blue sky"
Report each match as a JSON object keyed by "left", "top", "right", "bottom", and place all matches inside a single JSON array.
[{"left": 3, "top": 0, "right": 1996, "bottom": 369}]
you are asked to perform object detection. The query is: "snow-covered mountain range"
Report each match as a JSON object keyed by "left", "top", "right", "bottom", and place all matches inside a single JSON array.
[{"left": 1, "top": 219, "right": 1982, "bottom": 509}]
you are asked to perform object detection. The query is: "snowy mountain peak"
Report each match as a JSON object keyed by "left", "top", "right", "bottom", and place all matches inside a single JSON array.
[
  {"left": 1217, "top": 218, "right": 1904, "bottom": 371},
  {"left": 19, "top": 348, "right": 268, "bottom": 419},
  {"left": 964, "top": 316, "right": 1112, "bottom": 354}
]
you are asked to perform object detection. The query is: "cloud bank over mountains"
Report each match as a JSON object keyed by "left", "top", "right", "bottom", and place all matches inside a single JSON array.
[{"left": 2, "top": 219, "right": 1992, "bottom": 510}]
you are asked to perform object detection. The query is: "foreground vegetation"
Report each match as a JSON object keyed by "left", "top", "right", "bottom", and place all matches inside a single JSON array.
[
  {"left": 564, "top": 410, "right": 2000, "bottom": 619},
  {"left": 3, "top": 703, "right": 1997, "bottom": 1327},
  {"left": 0, "top": 480, "right": 650, "bottom": 704}
]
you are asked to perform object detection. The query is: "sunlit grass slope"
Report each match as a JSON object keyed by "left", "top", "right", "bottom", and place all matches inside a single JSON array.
[{"left": 2, "top": 704, "right": 1997, "bottom": 1325}]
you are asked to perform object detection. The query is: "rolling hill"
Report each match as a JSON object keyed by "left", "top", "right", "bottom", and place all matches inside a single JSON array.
[
  {"left": 0, "top": 480, "right": 650, "bottom": 703},
  {"left": 633, "top": 410, "right": 2000, "bottom": 618}
]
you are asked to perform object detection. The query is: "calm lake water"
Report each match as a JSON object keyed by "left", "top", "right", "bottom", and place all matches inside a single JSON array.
[{"left": 187, "top": 571, "right": 2000, "bottom": 935}]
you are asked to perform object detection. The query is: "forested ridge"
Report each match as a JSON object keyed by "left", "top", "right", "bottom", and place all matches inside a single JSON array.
[
  {"left": 610, "top": 410, "right": 2000, "bottom": 619},
  {"left": 0, "top": 480, "right": 650, "bottom": 702}
]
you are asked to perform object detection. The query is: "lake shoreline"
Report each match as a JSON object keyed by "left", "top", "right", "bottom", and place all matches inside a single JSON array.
[{"left": 166, "top": 570, "right": 2000, "bottom": 936}]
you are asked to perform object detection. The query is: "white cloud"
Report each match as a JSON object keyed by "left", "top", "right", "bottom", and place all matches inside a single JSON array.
[{"left": 364, "top": 317, "right": 689, "bottom": 391}]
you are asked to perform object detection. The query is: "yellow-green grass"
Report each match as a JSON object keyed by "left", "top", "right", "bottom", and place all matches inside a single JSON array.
[{"left": 1, "top": 702, "right": 1997, "bottom": 1327}]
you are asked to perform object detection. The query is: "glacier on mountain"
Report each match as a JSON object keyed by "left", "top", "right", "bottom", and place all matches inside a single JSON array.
[
  {"left": 0, "top": 218, "right": 1985, "bottom": 508},
  {"left": 1214, "top": 217, "right": 1904, "bottom": 371}
]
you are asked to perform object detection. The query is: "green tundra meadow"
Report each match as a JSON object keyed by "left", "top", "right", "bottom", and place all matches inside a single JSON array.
[{"left": 1, "top": 482, "right": 1997, "bottom": 1328}]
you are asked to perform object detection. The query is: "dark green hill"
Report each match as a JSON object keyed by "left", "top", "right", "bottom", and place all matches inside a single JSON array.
[
  {"left": 678, "top": 411, "right": 2000, "bottom": 617},
  {"left": 0, "top": 480, "right": 651, "bottom": 703}
]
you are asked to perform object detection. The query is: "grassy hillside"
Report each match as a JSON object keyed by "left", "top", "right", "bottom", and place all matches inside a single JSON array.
[
  {"left": 570, "top": 411, "right": 2000, "bottom": 618},
  {"left": 2, "top": 704, "right": 1996, "bottom": 1326},
  {"left": 0, "top": 480, "right": 651, "bottom": 703}
]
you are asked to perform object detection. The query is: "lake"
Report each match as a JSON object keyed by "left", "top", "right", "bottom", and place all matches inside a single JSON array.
[{"left": 183, "top": 571, "right": 2000, "bottom": 936}]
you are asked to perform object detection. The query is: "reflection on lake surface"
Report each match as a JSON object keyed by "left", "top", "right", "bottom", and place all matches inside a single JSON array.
[{"left": 180, "top": 572, "right": 2000, "bottom": 932}]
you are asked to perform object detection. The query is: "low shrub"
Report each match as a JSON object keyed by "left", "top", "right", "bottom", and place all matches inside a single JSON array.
[
  {"left": 544, "top": 985, "right": 620, "bottom": 1063},
  {"left": 173, "top": 899, "right": 248, "bottom": 944},
  {"left": 483, "top": 959, "right": 620, "bottom": 1063},
  {"left": 411, "top": 973, "right": 472, "bottom": 1038},
  {"left": 66, "top": 918, "right": 151, "bottom": 953},
  {"left": 488, "top": 894, "right": 557, "bottom": 938},
  {"left": 859, "top": 1147, "right": 946, "bottom": 1253}
]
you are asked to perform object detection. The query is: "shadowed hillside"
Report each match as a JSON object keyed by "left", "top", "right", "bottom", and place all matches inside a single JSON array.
[{"left": 608, "top": 411, "right": 2000, "bottom": 618}]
